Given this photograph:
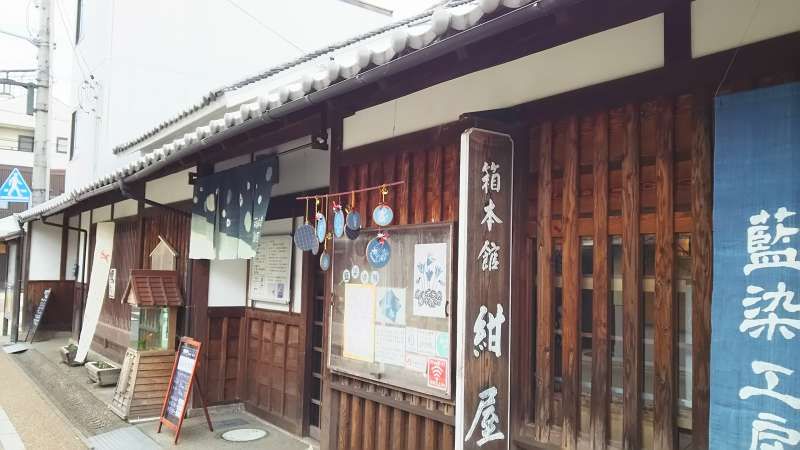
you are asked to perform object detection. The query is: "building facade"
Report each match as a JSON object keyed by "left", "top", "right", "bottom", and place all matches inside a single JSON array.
[{"left": 2, "top": 0, "right": 799, "bottom": 449}]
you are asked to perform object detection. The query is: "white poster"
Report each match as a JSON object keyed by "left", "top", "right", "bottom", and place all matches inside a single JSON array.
[
  {"left": 249, "top": 235, "right": 292, "bottom": 304},
  {"left": 377, "top": 287, "right": 406, "bottom": 325},
  {"left": 374, "top": 325, "right": 405, "bottom": 366},
  {"left": 76, "top": 221, "right": 115, "bottom": 363},
  {"left": 412, "top": 243, "right": 448, "bottom": 318},
  {"left": 343, "top": 284, "right": 375, "bottom": 362}
]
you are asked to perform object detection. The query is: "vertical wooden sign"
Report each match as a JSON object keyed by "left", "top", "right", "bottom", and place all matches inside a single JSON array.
[{"left": 456, "top": 128, "right": 514, "bottom": 450}]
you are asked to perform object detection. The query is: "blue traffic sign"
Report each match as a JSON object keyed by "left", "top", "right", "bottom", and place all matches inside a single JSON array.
[{"left": 0, "top": 168, "right": 31, "bottom": 202}]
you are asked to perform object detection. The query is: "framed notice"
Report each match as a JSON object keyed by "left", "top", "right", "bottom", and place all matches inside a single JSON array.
[
  {"left": 329, "top": 222, "right": 455, "bottom": 399},
  {"left": 249, "top": 234, "right": 292, "bottom": 304}
]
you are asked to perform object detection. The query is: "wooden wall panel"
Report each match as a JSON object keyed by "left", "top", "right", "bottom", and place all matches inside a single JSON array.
[
  {"left": 25, "top": 280, "right": 75, "bottom": 333},
  {"left": 329, "top": 135, "right": 460, "bottom": 450},
  {"left": 142, "top": 209, "right": 191, "bottom": 292}
]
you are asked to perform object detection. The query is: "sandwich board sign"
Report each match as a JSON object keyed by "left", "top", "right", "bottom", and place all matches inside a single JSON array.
[{"left": 0, "top": 168, "right": 31, "bottom": 204}]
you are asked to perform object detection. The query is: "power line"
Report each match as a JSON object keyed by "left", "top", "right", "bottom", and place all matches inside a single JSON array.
[{"left": 223, "top": 0, "right": 306, "bottom": 54}]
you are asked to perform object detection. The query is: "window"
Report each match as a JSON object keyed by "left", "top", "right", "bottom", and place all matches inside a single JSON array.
[
  {"left": 17, "top": 135, "right": 33, "bottom": 152},
  {"left": 75, "top": 0, "right": 83, "bottom": 44},
  {"left": 56, "top": 137, "right": 68, "bottom": 154},
  {"left": 69, "top": 111, "right": 77, "bottom": 160}
]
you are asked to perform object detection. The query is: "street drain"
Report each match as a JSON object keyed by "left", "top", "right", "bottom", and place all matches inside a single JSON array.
[{"left": 221, "top": 428, "right": 269, "bottom": 442}]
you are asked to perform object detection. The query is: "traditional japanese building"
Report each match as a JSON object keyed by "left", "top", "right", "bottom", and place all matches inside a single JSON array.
[{"left": 2, "top": 1, "right": 799, "bottom": 449}]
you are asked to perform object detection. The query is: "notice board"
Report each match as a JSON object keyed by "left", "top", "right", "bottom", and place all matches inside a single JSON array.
[{"left": 329, "top": 223, "right": 455, "bottom": 399}]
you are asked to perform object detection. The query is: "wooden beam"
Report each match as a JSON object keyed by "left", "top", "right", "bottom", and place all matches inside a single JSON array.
[
  {"left": 621, "top": 103, "right": 642, "bottom": 450},
  {"left": 654, "top": 99, "right": 677, "bottom": 450},
  {"left": 691, "top": 91, "right": 712, "bottom": 450},
  {"left": 664, "top": 0, "right": 691, "bottom": 64},
  {"left": 561, "top": 116, "right": 580, "bottom": 450},
  {"left": 590, "top": 111, "right": 610, "bottom": 450},
  {"left": 534, "top": 122, "right": 554, "bottom": 441}
]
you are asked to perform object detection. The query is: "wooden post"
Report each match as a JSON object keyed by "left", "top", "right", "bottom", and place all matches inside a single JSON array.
[
  {"left": 690, "top": 91, "right": 712, "bottom": 450},
  {"left": 535, "top": 122, "right": 554, "bottom": 441},
  {"left": 590, "top": 112, "right": 610, "bottom": 450},
  {"left": 621, "top": 104, "right": 642, "bottom": 450},
  {"left": 654, "top": 99, "right": 677, "bottom": 450},
  {"left": 561, "top": 117, "right": 580, "bottom": 450}
]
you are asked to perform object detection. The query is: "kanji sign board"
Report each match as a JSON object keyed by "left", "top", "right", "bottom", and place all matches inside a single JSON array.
[{"left": 456, "top": 128, "right": 514, "bottom": 450}]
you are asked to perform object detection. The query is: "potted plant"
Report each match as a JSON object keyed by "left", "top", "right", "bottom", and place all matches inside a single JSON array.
[
  {"left": 59, "top": 343, "right": 82, "bottom": 366},
  {"left": 86, "top": 360, "right": 121, "bottom": 386}
]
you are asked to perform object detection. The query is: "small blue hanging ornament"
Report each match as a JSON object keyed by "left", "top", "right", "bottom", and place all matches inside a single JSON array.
[
  {"left": 372, "top": 184, "right": 394, "bottom": 227},
  {"left": 366, "top": 231, "right": 391, "bottom": 269},
  {"left": 294, "top": 198, "right": 316, "bottom": 251},
  {"left": 315, "top": 198, "right": 326, "bottom": 243},
  {"left": 345, "top": 191, "right": 361, "bottom": 232},
  {"left": 319, "top": 232, "right": 332, "bottom": 272},
  {"left": 332, "top": 200, "right": 345, "bottom": 238}
]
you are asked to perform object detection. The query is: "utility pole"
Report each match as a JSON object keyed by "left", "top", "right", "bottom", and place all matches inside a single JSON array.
[{"left": 31, "top": 0, "right": 51, "bottom": 207}]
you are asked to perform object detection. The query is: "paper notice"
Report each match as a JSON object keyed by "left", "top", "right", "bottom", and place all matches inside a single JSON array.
[
  {"left": 375, "top": 325, "right": 405, "bottom": 366},
  {"left": 343, "top": 284, "right": 376, "bottom": 362}
]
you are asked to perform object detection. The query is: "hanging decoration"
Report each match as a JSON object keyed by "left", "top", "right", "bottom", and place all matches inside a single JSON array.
[
  {"left": 293, "top": 198, "right": 317, "bottom": 252},
  {"left": 346, "top": 190, "right": 361, "bottom": 233},
  {"left": 315, "top": 198, "right": 327, "bottom": 243},
  {"left": 372, "top": 185, "right": 394, "bottom": 227},
  {"left": 366, "top": 231, "right": 391, "bottom": 269},
  {"left": 293, "top": 181, "right": 404, "bottom": 257},
  {"left": 332, "top": 200, "right": 345, "bottom": 238},
  {"left": 320, "top": 232, "right": 332, "bottom": 272}
]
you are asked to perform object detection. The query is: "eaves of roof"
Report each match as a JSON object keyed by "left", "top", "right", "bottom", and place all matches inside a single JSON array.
[{"left": 17, "top": 0, "right": 572, "bottom": 223}]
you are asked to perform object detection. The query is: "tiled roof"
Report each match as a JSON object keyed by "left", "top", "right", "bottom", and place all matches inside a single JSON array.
[
  {"left": 17, "top": 0, "right": 538, "bottom": 222},
  {"left": 122, "top": 270, "right": 184, "bottom": 307}
]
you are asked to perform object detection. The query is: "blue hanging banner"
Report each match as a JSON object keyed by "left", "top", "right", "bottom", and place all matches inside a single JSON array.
[{"left": 710, "top": 82, "right": 800, "bottom": 449}]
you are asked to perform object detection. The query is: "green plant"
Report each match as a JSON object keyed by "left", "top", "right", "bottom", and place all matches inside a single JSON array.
[
  {"left": 66, "top": 343, "right": 77, "bottom": 352},
  {"left": 94, "top": 361, "right": 113, "bottom": 369}
]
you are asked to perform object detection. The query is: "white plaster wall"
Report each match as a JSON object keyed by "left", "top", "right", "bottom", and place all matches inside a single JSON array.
[
  {"left": 344, "top": 14, "right": 665, "bottom": 149},
  {"left": 92, "top": 206, "right": 111, "bottom": 223},
  {"left": 28, "top": 216, "right": 63, "bottom": 281},
  {"left": 208, "top": 259, "right": 248, "bottom": 307},
  {"left": 691, "top": 0, "right": 800, "bottom": 58},
  {"left": 145, "top": 168, "right": 194, "bottom": 205},
  {"left": 113, "top": 199, "right": 138, "bottom": 219}
]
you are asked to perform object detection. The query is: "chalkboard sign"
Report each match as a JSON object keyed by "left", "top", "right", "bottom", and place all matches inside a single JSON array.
[
  {"left": 26, "top": 288, "right": 51, "bottom": 343},
  {"left": 157, "top": 337, "right": 213, "bottom": 444}
]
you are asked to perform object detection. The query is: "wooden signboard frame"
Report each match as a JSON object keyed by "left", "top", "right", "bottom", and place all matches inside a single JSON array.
[
  {"left": 157, "top": 337, "right": 213, "bottom": 444},
  {"left": 26, "top": 288, "right": 51, "bottom": 343},
  {"left": 455, "top": 128, "right": 515, "bottom": 450}
]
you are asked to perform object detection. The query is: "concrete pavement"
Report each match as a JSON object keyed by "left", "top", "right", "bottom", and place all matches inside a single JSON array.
[{"left": 0, "top": 344, "right": 86, "bottom": 449}]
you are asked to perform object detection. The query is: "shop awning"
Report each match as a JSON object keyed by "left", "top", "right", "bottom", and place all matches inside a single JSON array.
[{"left": 0, "top": 215, "right": 22, "bottom": 240}]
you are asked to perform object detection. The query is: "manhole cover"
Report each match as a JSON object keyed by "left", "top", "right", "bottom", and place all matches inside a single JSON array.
[{"left": 221, "top": 428, "right": 269, "bottom": 442}]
